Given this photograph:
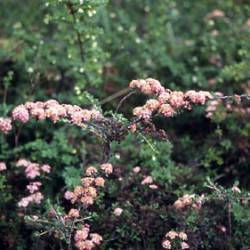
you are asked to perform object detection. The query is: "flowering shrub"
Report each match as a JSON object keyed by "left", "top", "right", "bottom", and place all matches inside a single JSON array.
[
  {"left": 162, "top": 230, "right": 189, "bottom": 249},
  {"left": 16, "top": 159, "right": 51, "bottom": 207},
  {"left": 0, "top": 1, "right": 250, "bottom": 249},
  {"left": 0, "top": 77, "right": 249, "bottom": 249}
]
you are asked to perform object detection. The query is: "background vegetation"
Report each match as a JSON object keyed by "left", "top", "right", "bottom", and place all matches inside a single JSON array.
[{"left": 0, "top": 0, "right": 249, "bottom": 249}]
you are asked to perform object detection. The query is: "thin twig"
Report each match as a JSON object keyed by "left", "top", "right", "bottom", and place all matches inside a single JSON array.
[
  {"left": 100, "top": 87, "right": 130, "bottom": 105},
  {"left": 115, "top": 90, "right": 136, "bottom": 113},
  {"left": 67, "top": 2, "right": 84, "bottom": 62},
  {"left": 212, "top": 94, "right": 250, "bottom": 100},
  {"left": 228, "top": 202, "right": 232, "bottom": 249},
  {"left": 68, "top": 217, "right": 76, "bottom": 250}
]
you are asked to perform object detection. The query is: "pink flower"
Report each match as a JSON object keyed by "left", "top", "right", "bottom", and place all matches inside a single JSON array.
[
  {"left": 141, "top": 176, "right": 153, "bottom": 185},
  {"left": 31, "top": 215, "right": 39, "bottom": 221},
  {"left": 25, "top": 101, "right": 37, "bottom": 110},
  {"left": 75, "top": 240, "right": 94, "bottom": 250},
  {"left": 181, "top": 242, "right": 190, "bottom": 249},
  {"left": 18, "top": 197, "right": 32, "bottom": 207},
  {"left": 87, "top": 186, "right": 97, "bottom": 198},
  {"left": 173, "top": 194, "right": 195, "bottom": 210},
  {"left": 140, "top": 82, "right": 153, "bottom": 95},
  {"left": 0, "top": 162, "right": 7, "bottom": 171},
  {"left": 68, "top": 208, "right": 80, "bottom": 218},
  {"left": 41, "top": 164, "right": 51, "bottom": 173},
  {"left": 18, "top": 192, "right": 43, "bottom": 207},
  {"left": 133, "top": 107, "right": 152, "bottom": 120},
  {"left": 206, "top": 99, "right": 221, "bottom": 118},
  {"left": 32, "top": 192, "right": 44, "bottom": 204},
  {"left": 0, "top": 118, "right": 12, "bottom": 133},
  {"left": 129, "top": 79, "right": 146, "bottom": 89},
  {"left": 179, "top": 232, "right": 188, "bottom": 240},
  {"left": 159, "top": 104, "right": 175, "bottom": 117},
  {"left": 26, "top": 182, "right": 42, "bottom": 193},
  {"left": 218, "top": 225, "right": 226, "bottom": 233},
  {"left": 44, "top": 99, "right": 59, "bottom": 107},
  {"left": 85, "top": 166, "right": 98, "bottom": 177},
  {"left": 16, "top": 159, "right": 30, "bottom": 167},
  {"left": 70, "top": 111, "right": 85, "bottom": 125},
  {"left": 94, "top": 177, "right": 105, "bottom": 187},
  {"left": 145, "top": 78, "right": 165, "bottom": 94},
  {"left": 81, "top": 177, "right": 94, "bottom": 187},
  {"left": 100, "top": 163, "right": 113, "bottom": 175},
  {"left": 64, "top": 191, "right": 74, "bottom": 200},
  {"left": 10, "top": 101, "right": 103, "bottom": 128},
  {"left": 113, "top": 207, "right": 123, "bottom": 216},
  {"left": 65, "top": 105, "right": 103, "bottom": 125},
  {"left": 12, "top": 104, "right": 29, "bottom": 123},
  {"left": 74, "top": 225, "right": 90, "bottom": 242},
  {"left": 205, "top": 9, "right": 225, "bottom": 20},
  {"left": 232, "top": 185, "right": 241, "bottom": 194},
  {"left": 158, "top": 91, "right": 171, "bottom": 104},
  {"left": 30, "top": 106, "right": 46, "bottom": 120},
  {"left": 166, "top": 230, "right": 179, "bottom": 239},
  {"left": 130, "top": 78, "right": 165, "bottom": 96},
  {"left": 129, "top": 123, "right": 137, "bottom": 133},
  {"left": 169, "top": 91, "right": 185, "bottom": 109},
  {"left": 45, "top": 103, "right": 67, "bottom": 122},
  {"left": 144, "top": 99, "right": 160, "bottom": 111},
  {"left": 80, "top": 196, "right": 94, "bottom": 206},
  {"left": 25, "top": 163, "right": 40, "bottom": 179},
  {"left": 81, "top": 109, "right": 92, "bottom": 122},
  {"left": 185, "top": 90, "right": 212, "bottom": 105},
  {"left": 149, "top": 184, "right": 158, "bottom": 189},
  {"left": 90, "top": 233, "right": 102, "bottom": 245},
  {"left": 132, "top": 166, "right": 141, "bottom": 173},
  {"left": 162, "top": 240, "right": 171, "bottom": 249},
  {"left": 90, "top": 110, "right": 103, "bottom": 121}
]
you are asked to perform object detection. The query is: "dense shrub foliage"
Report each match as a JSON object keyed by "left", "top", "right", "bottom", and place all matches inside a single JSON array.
[{"left": 0, "top": 0, "right": 250, "bottom": 249}]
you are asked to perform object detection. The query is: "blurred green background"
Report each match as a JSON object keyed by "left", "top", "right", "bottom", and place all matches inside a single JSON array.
[{"left": 0, "top": 0, "right": 249, "bottom": 249}]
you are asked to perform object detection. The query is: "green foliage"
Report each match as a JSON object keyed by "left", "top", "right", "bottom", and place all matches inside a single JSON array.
[
  {"left": 62, "top": 166, "right": 82, "bottom": 189},
  {"left": 139, "top": 139, "right": 176, "bottom": 184},
  {"left": 0, "top": 0, "right": 250, "bottom": 249},
  {"left": 0, "top": 175, "right": 12, "bottom": 206}
]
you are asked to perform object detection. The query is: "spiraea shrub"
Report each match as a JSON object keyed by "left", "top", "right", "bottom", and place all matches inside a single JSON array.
[{"left": 0, "top": 0, "right": 250, "bottom": 250}]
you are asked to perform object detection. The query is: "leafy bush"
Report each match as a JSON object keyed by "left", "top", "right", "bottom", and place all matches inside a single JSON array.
[{"left": 0, "top": 0, "right": 250, "bottom": 250}]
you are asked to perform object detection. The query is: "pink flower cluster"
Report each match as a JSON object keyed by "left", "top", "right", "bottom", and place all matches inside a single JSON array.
[
  {"left": 16, "top": 159, "right": 51, "bottom": 179},
  {"left": 67, "top": 208, "right": 80, "bottom": 218},
  {"left": 173, "top": 194, "right": 205, "bottom": 210},
  {"left": 18, "top": 189, "right": 43, "bottom": 208},
  {"left": 26, "top": 181, "right": 42, "bottom": 193},
  {"left": 64, "top": 163, "right": 112, "bottom": 207},
  {"left": 162, "top": 230, "right": 189, "bottom": 249},
  {"left": 129, "top": 78, "right": 212, "bottom": 120},
  {"left": 206, "top": 93, "right": 249, "bottom": 119},
  {"left": 130, "top": 78, "right": 165, "bottom": 95},
  {"left": 206, "top": 92, "right": 223, "bottom": 118},
  {"left": 74, "top": 224, "right": 102, "bottom": 250},
  {"left": 12, "top": 104, "right": 30, "bottom": 123},
  {"left": 24, "top": 100, "right": 103, "bottom": 124},
  {"left": 141, "top": 175, "right": 153, "bottom": 185},
  {"left": 0, "top": 100, "right": 103, "bottom": 134},
  {"left": 0, "top": 162, "right": 7, "bottom": 171},
  {"left": 100, "top": 163, "right": 113, "bottom": 175},
  {"left": 132, "top": 166, "right": 141, "bottom": 173},
  {"left": 0, "top": 118, "right": 12, "bottom": 134},
  {"left": 113, "top": 207, "right": 123, "bottom": 217},
  {"left": 205, "top": 9, "right": 225, "bottom": 20},
  {"left": 140, "top": 175, "right": 158, "bottom": 189},
  {"left": 16, "top": 159, "right": 51, "bottom": 208},
  {"left": 232, "top": 185, "right": 241, "bottom": 194}
]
